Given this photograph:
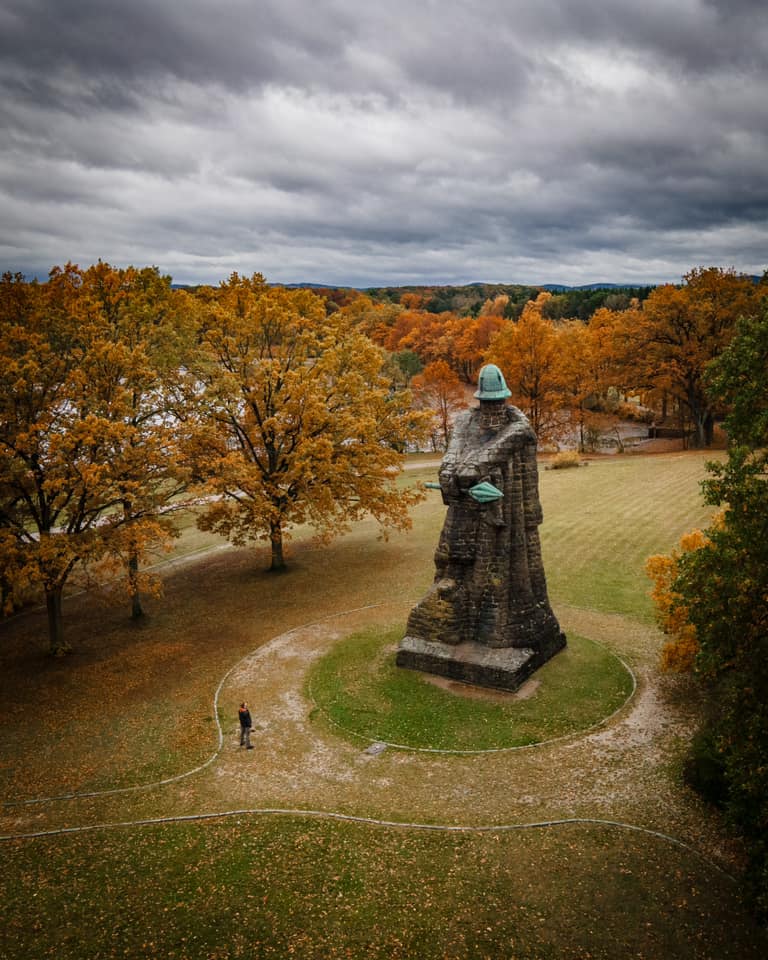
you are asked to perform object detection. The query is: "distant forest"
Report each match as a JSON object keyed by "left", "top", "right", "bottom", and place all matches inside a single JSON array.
[
  {"left": 172, "top": 280, "right": 656, "bottom": 321},
  {"left": 331, "top": 283, "right": 655, "bottom": 321}
]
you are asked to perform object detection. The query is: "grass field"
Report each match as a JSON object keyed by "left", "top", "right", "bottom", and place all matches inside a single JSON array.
[
  {"left": 308, "top": 625, "right": 633, "bottom": 750},
  {"left": 2, "top": 447, "right": 764, "bottom": 960},
  {"left": 539, "top": 453, "right": 719, "bottom": 622}
]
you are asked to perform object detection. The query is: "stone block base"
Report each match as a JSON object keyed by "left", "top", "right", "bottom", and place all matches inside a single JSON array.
[{"left": 396, "top": 632, "right": 566, "bottom": 693}]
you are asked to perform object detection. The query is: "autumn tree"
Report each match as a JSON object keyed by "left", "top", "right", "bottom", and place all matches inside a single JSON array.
[
  {"left": 646, "top": 525, "right": 713, "bottom": 671},
  {"left": 478, "top": 294, "right": 510, "bottom": 318},
  {"left": 73, "top": 263, "right": 199, "bottom": 618},
  {"left": 337, "top": 294, "right": 402, "bottom": 344},
  {"left": 0, "top": 267, "right": 117, "bottom": 653},
  {"left": 554, "top": 306, "right": 650, "bottom": 452},
  {"left": 449, "top": 308, "right": 508, "bottom": 382},
  {"left": 0, "top": 264, "right": 198, "bottom": 654},
  {"left": 192, "top": 273, "right": 429, "bottom": 571},
  {"left": 550, "top": 319, "right": 597, "bottom": 452},
  {"left": 610, "top": 267, "right": 761, "bottom": 447},
  {"left": 399, "top": 291, "right": 425, "bottom": 310},
  {"left": 411, "top": 360, "right": 468, "bottom": 449},
  {"left": 484, "top": 292, "right": 563, "bottom": 443},
  {"left": 383, "top": 309, "right": 460, "bottom": 369},
  {"left": 0, "top": 266, "right": 131, "bottom": 654}
]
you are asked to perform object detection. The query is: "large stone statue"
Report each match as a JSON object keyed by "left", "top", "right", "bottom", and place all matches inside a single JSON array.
[{"left": 397, "top": 364, "right": 565, "bottom": 691}]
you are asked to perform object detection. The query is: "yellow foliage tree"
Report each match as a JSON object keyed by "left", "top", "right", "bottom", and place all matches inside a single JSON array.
[
  {"left": 192, "top": 274, "right": 431, "bottom": 571},
  {"left": 0, "top": 265, "right": 195, "bottom": 651}
]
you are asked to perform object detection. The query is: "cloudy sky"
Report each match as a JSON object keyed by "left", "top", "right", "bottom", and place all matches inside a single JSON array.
[{"left": 2, "top": 0, "right": 767, "bottom": 287}]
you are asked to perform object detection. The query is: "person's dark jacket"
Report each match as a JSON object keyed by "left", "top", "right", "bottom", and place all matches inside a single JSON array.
[{"left": 238, "top": 707, "right": 252, "bottom": 729}]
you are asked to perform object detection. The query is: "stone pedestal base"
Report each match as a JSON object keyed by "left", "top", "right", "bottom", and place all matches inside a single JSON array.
[{"left": 396, "top": 632, "right": 566, "bottom": 693}]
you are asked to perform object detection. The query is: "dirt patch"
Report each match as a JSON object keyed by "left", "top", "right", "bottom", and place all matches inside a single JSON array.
[{"left": 422, "top": 673, "right": 541, "bottom": 702}]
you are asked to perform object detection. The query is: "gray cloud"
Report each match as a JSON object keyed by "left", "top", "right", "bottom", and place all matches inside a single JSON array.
[{"left": 1, "top": 0, "right": 767, "bottom": 286}]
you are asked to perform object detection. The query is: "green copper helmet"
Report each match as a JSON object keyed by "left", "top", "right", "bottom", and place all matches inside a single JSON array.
[{"left": 474, "top": 363, "right": 511, "bottom": 400}]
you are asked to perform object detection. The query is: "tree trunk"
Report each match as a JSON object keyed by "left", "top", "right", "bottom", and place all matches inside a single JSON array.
[
  {"left": 441, "top": 416, "right": 450, "bottom": 449},
  {"left": 691, "top": 411, "right": 707, "bottom": 449},
  {"left": 269, "top": 519, "right": 286, "bottom": 572},
  {"left": 45, "top": 584, "right": 70, "bottom": 656},
  {"left": 704, "top": 411, "right": 715, "bottom": 447},
  {"left": 128, "top": 551, "right": 145, "bottom": 619},
  {"left": 686, "top": 385, "right": 709, "bottom": 449}
]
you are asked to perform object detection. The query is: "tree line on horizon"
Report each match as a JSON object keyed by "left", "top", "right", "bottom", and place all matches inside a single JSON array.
[
  {"left": 354, "top": 281, "right": 656, "bottom": 320},
  {"left": 342, "top": 266, "right": 765, "bottom": 450},
  {"left": 175, "top": 280, "right": 656, "bottom": 321}
]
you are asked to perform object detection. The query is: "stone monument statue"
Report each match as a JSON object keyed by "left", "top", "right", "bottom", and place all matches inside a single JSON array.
[{"left": 397, "top": 364, "right": 565, "bottom": 691}]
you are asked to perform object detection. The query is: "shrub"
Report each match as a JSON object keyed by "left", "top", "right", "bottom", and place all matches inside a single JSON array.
[
  {"left": 646, "top": 526, "right": 715, "bottom": 673},
  {"left": 683, "top": 727, "right": 729, "bottom": 808},
  {"left": 550, "top": 451, "right": 582, "bottom": 470}
]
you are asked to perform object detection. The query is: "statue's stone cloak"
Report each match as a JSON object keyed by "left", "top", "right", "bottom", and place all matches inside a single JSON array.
[{"left": 398, "top": 403, "right": 565, "bottom": 690}]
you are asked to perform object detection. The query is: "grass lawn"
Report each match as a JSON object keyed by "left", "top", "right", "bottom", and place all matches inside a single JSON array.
[
  {"left": 2, "top": 818, "right": 762, "bottom": 960},
  {"left": 539, "top": 452, "right": 721, "bottom": 622},
  {"left": 2, "top": 447, "right": 763, "bottom": 960},
  {"left": 308, "top": 625, "right": 633, "bottom": 750}
]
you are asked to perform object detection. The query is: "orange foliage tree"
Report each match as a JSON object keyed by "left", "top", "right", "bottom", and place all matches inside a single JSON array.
[
  {"left": 449, "top": 307, "right": 508, "bottom": 383},
  {"left": 384, "top": 309, "right": 461, "bottom": 369},
  {"left": 356, "top": 292, "right": 512, "bottom": 386},
  {"left": 191, "top": 274, "right": 430, "bottom": 571},
  {"left": 608, "top": 268, "right": 762, "bottom": 447},
  {"left": 646, "top": 526, "right": 716, "bottom": 671},
  {"left": 337, "top": 295, "right": 402, "bottom": 344},
  {"left": 411, "top": 360, "right": 468, "bottom": 449},
  {"left": 484, "top": 292, "right": 563, "bottom": 442}
]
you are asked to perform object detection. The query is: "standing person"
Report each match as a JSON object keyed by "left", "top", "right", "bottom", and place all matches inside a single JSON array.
[{"left": 238, "top": 701, "right": 254, "bottom": 749}]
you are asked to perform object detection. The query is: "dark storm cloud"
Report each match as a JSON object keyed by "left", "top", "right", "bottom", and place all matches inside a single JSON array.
[
  {"left": 0, "top": 0, "right": 348, "bottom": 93},
  {"left": 1, "top": 0, "right": 767, "bottom": 285},
  {"left": 0, "top": 0, "right": 539, "bottom": 110}
]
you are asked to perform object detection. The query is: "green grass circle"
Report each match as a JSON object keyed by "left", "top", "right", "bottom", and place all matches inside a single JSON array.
[{"left": 307, "top": 624, "right": 634, "bottom": 751}]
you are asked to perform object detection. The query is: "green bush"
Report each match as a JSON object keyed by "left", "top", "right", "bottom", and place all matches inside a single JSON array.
[{"left": 682, "top": 727, "right": 728, "bottom": 808}]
